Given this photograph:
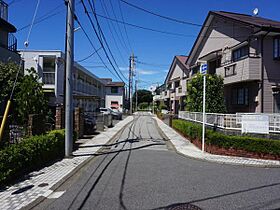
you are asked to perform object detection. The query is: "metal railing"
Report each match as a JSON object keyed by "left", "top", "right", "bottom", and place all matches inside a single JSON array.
[
  {"left": 8, "top": 33, "right": 17, "bottom": 51},
  {"left": 0, "top": 34, "right": 17, "bottom": 52},
  {"left": 178, "top": 111, "right": 280, "bottom": 133},
  {"left": 43, "top": 72, "right": 55, "bottom": 84},
  {"left": 0, "top": 0, "right": 8, "bottom": 21}
]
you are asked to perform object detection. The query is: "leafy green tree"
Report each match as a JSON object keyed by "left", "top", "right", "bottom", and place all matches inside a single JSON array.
[
  {"left": 0, "top": 63, "right": 47, "bottom": 124},
  {"left": 186, "top": 73, "right": 226, "bottom": 113},
  {"left": 14, "top": 68, "right": 47, "bottom": 124},
  {"left": 133, "top": 89, "right": 153, "bottom": 105},
  {"left": 0, "top": 62, "right": 23, "bottom": 112},
  {"left": 138, "top": 102, "right": 149, "bottom": 110}
]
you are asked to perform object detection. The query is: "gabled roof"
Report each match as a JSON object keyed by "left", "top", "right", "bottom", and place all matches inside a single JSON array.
[
  {"left": 213, "top": 11, "right": 280, "bottom": 30},
  {"left": 186, "top": 11, "right": 280, "bottom": 67},
  {"left": 164, "top": 55, "right": 189, "bottom": 84},
  {"left": 175, "top": 55, "right": 188, "bottom": 69}
]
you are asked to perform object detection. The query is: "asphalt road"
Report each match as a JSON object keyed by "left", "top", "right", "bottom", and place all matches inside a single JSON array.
[{"left": 33, "top": 112, "right": 280, "bottom": 210}]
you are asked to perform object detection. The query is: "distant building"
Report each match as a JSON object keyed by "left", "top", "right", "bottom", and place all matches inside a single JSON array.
[
  {"left": 20, "top": 50, "right": 106, "bottom": 112},
  {"left": 101, "top": 78, "right": 125, "bottom": 112},
  {"left": 0, "top": 0, "right": 20, "bottom": 63},
  {"left": 162, "top": 55, "right": 189, "bottom": 114}
]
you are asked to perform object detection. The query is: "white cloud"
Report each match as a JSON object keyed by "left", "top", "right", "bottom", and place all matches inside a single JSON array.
[{"left": 138, "top": 69, "right": 159, "bottom": 75}]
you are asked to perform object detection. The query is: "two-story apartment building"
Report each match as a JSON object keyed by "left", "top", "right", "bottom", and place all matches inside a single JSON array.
[
  {"left": 20, "top": 50, "right": 106, "bottom": 112},
  {"left": 0, "top": 0, "right": 20, "bottom": 63},
  {"left": 163, "top": 55, "right": 189, "bottom": 114},
  {"left": 186, "top": 11, "right": 280, "bottom": 113},
  {"left": 101, "top": 78, "right": 125, "bottom": 112}
]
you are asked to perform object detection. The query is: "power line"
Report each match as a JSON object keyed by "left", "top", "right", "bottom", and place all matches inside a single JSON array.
[
  {"left": 94, "top": 12, "right": 192, "bottom": 38},
  {"left": 86, "top": 0, "right": 128, "bottom": 81},
  {"left": 67, "top": 1, "right": 121, "bottom": 82},
  {"left": 108, "top": 0, "right": 130, "bottom": 53},
  {"left": 117, "top": 0, "right": 133, "bottom": 53},
  {"left": 75, "top": 16, "right": 121, "bottom": 82},
  {"left": 76, "top": 47, "right": 102, "bottom": 62},
  {"left": 79, "top": 0, "right": 128, "bottom": 84},
  {"left": 120, "top": 0, "right": 252, "bottom": 30},
  {"left": 99, "top": 0, "right": 127, "bottom": 65},
  {"left": 17, "top": 3, "right": 65, "bottom": 32},
  {"left": 93, "top": 12, "right": 252, "bottom": 39},
  {"left": 120, "top": 0, "right": 202, "bottom": 27}
]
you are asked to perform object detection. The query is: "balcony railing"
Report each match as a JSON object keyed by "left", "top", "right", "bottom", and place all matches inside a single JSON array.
[
  {"left": 0, "top": 0, "right": 8, "bottom": 21},
  {"left": 43, "top": 72, "right": 55, "bottom": 84},
  {"left": 0, "top": 34, "right": 17, "bottom": 52},
  {"left": 8, "top": 34, "right": 17, "bottom": 52}
]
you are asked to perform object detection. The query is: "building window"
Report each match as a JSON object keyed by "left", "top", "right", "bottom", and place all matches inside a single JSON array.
[
  {"left": 232, "top": 45, "right": 249, "bottom": 62},
  {"left": 232, "top": 88, "right": 248, "bottom": 105},
  {"left": 224, "top": 64, "right": 236, "bottom": 77},
  {"left": 42, "top": 57, "right": 56, "bottom": 84},
  {"left": 111, "top": 86, "right": 118, "bottom": 93},
  {"left": 174, "top": 81, "right": 180, "bottom": 88},
  {"left": 273, "top": 38, "right": 280, "bottom": 59}
]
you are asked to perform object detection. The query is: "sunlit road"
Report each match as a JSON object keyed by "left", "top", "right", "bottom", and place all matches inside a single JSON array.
[{"left": 33, "top": 112, "right": 280, "bottom": 210}]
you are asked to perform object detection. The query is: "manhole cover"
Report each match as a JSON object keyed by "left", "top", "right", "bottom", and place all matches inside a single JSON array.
[
  {"left": 11, "top": 185, "right": 34, "bottom": 195},
  {"left": 38, "top": 183, "right": 49, "bottom": 187},
  {"left": 166, "top": 203, "right": 202, "bottom": 210}
]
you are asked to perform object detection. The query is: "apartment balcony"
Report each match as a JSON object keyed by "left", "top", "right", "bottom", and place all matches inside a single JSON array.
[
  {"left": 0, "top": 0, "right": 8, "bottom": 21},
  {"left": 175, "top": 86, "right": 186, "bottom": 97},
  {"left": 43, "top": 72, "right": 55, "bottom": 85},
  {"left": 216, "top": 55, "right": 260, "bottom": 85},
  {"left": 162, "top": 90, "right": 170, "bottom": 99},
  {"left": 0, "top": 33, "right": 17, "bottom": 52}
]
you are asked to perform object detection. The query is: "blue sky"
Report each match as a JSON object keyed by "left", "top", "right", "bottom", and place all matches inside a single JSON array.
[{"left": 8, "top": 0, "right": 280, "bottom": 89}]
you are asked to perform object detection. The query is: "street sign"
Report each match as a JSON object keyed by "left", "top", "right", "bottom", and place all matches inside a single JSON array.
[{"left": 200, "top": 64, "right": 207, "bottom": 75}]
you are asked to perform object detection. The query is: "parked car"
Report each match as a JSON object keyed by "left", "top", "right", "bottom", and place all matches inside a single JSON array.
[{"left": 99, "top": 108, "right": 122, "bottom": 120}]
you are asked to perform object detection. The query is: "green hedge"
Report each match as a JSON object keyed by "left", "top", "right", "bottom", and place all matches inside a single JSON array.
[
  {"left": 172, "top": 119, "right": 280, "bottom": 156},
  {"left": 0, "top": 129, "right": 73, "bottom": 187}
]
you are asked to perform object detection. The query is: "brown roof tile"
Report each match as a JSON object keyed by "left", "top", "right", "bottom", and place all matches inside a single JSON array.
[{"left": 213, "top": 11, "right": 280, "bottom": 30}]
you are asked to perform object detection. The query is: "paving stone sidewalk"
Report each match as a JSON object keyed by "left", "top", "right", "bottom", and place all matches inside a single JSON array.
[
  {"left": 0, "top": 116, "right": 133, "bottom": 210},
  {"left": 154, "top": 117, "right": 280, "bottom": 167}
]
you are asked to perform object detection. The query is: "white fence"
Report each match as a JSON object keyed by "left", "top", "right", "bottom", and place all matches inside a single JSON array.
[{"left": 178, "top": 111, "right": 280, "bottom": 134}]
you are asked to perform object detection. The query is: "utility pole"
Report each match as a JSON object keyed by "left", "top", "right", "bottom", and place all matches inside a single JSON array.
[
  {"left": 128, "top": 56, "right": 132, "bottom": 114},
  {"left": 65, "top": 0, "right": 75, "bottom": 157},
  {"left": 128, "top": 54, "right": 135, "bottom": 115},
  {"left": 135, "top": 79, "right": 138, "bottom": 112}
]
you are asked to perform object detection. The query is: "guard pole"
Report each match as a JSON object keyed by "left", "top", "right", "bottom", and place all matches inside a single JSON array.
[
  {"left": 65, "top": 0, "right": 75, "bottom": 157},
  {"left": 202, "top": 75, "right": 206, "bottom": 152},
  {"left": 0, "top": 100, "right": 11, "bottom": 141}
]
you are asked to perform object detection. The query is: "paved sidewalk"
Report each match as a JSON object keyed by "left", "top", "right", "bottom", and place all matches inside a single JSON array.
[
  {"left": 154, "top": 117, "right": 280, "bottom": 167},
  {"left": 0, "top": 116, "right": 133, "bottom": 210}
]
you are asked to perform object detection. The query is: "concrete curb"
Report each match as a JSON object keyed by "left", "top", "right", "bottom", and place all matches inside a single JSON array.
[{"left": 154, "top": 116, "right": 280, "bottom": 168}]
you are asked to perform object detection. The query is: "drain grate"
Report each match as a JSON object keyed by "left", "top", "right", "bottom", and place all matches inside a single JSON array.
[{"left": 166, "top": 203, "right": 202, "bottom": 210}]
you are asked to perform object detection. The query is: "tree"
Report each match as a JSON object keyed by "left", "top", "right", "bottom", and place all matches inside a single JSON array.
[
  {"left": 0, "top": 63, "right": 47, "bottom": 124},
  {"left": 133, "top": 89, "right": 153, "bottom": 105},
  {"left": 15, "top": 68, "right": 47, "bottom": 124},
  {"left": 0, "top": 62, "right": 23, "bottom": 113},
  {"left": 185, "top": 73, "right": 226, "bottom": 113}
]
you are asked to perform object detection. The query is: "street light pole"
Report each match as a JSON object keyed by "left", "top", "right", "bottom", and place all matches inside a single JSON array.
[
  {"left": 65, "top": 0, "right": 75, "bottom": 157},
  {"left": 202, "top": 74, "right": 206, "bottom": 152}
]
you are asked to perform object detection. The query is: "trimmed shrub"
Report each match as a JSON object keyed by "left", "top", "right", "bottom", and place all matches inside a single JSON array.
[
  {"left": 0, "top": 130, "right": 67, "bottom": 187},
  {"left": 172, "top": 119, "right": 280, "bottom": 156}
]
